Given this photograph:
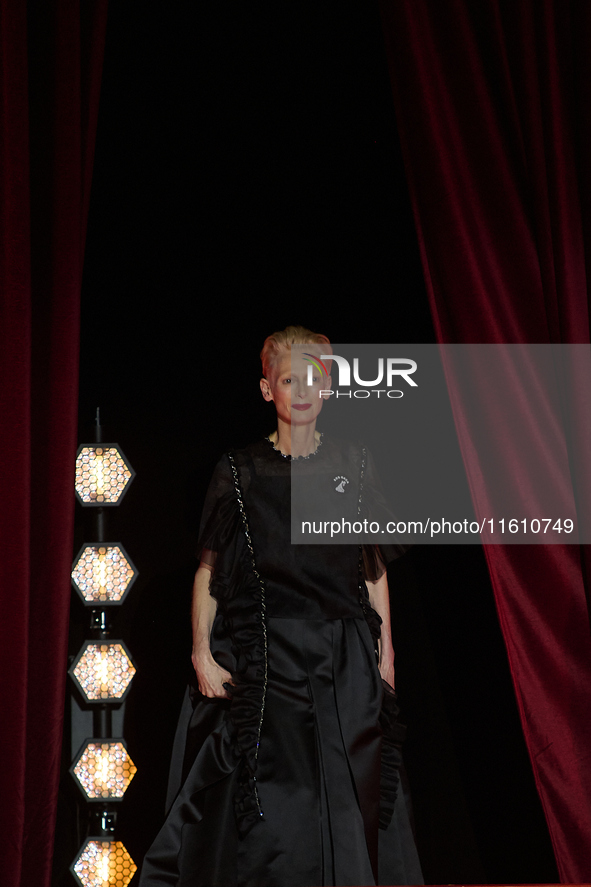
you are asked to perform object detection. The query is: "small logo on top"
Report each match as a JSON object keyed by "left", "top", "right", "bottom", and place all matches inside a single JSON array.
[{"left": 334, "top": 476, "right": 349, "bottom": 493}]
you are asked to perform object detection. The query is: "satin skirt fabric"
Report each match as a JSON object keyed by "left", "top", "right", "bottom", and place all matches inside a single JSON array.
[{"left": 139, "top": 617, "right": 423, "bottom": 887}]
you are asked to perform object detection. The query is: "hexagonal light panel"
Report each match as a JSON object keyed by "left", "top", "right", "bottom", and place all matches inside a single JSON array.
[
  {"left": 69, "top": 641, "right": 136, "bottom": 703},
  {"left": 75, "top": 444, "right": 135, "bottom": 506},
  {"left": 72, "top": 544, "right": 138, "bottom": 605},
  {"left": 71, "top": 740, "right": 137, "bottom": 801},
  {"left": 71, "top": 838, "right": 137, "bottom": 887}
]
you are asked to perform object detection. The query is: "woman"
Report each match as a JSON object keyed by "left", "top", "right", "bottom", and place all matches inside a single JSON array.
[{"left": 139, "top": 326, "right": 423, "bottom": 887}]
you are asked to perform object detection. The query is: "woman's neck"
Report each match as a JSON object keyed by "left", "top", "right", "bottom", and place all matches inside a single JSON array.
[{"left": 269, "top": 421, "right": 319, "bottom": 458}]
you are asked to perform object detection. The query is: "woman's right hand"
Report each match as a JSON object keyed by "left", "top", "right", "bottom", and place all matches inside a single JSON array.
[{"left": 192, "top": 650, "right": 233, "bottom": 699}]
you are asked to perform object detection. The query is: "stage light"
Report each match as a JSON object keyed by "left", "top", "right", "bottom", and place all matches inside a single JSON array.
[
  {"left": 71, "top": 740, "right": 137, "bottom": 801},
  {"left": 72, "top": 544, "right": 137, "bottom": 605},
  {"left": 75, "top": 445, "right": 134, "bottom": 506},
  {"left": 69, "top": 641, "right": 136, "bottom": 703},
  {"left": 71, "top": 838, "right": 137, "bottom": 887}
]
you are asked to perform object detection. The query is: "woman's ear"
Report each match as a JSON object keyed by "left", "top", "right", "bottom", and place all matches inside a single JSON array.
[
  {"left": 260, "top": 377, "right": 273, "bottom": 402},
  {"left": 321, "top": 375, "right": 332, "bottom": 399}
]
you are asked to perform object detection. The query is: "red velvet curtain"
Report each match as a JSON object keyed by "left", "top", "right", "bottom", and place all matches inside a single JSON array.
[
  {"left": 379, "top": 0, "right": 591, "bottom": 881},
  {"left": 0, "top": 2, "right": 108, "bottom": 885}
]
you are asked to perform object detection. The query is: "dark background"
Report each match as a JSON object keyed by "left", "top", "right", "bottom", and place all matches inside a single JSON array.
[{"left": 54, "top": 2, "right": 559, "bottom": 883}]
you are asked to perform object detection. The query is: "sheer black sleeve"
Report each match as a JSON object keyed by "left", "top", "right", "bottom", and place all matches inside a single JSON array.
[
  {"left": 195, "top": 452, "right": 256, "bottom": 606},
  {"left": 360, "top": 447, "right": 410, "bottom": 582},
  {"left": 196, "top": 455, "right": 238, "bottom": 571}
]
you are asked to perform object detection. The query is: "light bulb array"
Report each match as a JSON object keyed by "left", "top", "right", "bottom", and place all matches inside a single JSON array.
[{"left": 70, "top": 423, "right": 138, "bottom": 880}]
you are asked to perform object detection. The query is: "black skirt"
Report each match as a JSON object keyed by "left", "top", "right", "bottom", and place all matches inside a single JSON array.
[{"left": 139, "top": 616, "right": 423, "bottom": 887}]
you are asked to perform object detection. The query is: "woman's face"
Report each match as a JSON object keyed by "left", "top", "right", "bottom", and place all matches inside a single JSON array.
[{"left": 260, "top": 349, "right": 331, "bottom": 427}]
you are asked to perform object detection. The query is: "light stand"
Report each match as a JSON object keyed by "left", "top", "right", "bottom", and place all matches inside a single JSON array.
[{"left": 69, "top": 410, "right": 138, "bottom": 887}]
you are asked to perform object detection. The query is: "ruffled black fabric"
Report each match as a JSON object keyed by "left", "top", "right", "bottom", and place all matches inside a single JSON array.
[
  {"left": 362, "top": 542, "right": 410, "bottom": 583},
  {"left": 221, "top": 575, "right": 268, "bottom": 835},
  {"left": 378, "top": 680, "right": 406, "bottom": 829},
  {"left": 357, "top": 576, "right": 406, "bottom": 830},
  {"left": 195, "top": 454, "right": 270, "bottom": 836},
  {"left": 357, "top": 575, "right": 384, "bottom": 641}
]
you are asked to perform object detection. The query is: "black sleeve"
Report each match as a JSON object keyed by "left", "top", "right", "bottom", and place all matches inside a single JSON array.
[
  {"left": 196, "top": 455, "right": 236, "bottom": 568},
  {"left": 361, "top": 446, "right": 410, "bottom": 581}
]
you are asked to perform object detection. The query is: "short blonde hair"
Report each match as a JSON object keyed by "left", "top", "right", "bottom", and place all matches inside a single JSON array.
[{"left": 260, "top": 325, "right": 331, "bottom": 380}]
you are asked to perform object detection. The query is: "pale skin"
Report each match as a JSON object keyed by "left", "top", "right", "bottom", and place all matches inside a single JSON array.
[{"left": 192, "top": 348, "right": 396, "bottom": 698}]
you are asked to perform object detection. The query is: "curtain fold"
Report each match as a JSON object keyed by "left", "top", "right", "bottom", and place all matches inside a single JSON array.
[
  {"left": 0, "top": 2, "right": 108, "bottom": 885},
  {"left": 379, "top": 1, "right": 591, "bottom": 881}
]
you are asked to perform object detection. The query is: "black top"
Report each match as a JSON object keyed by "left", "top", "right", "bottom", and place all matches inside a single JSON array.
[{"left": 198, "top": 437, "right": 407, "bottom": 621}]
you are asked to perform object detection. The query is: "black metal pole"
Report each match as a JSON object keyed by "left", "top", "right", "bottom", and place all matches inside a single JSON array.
[
  {"left": 94, "top": 407, "right": 102, "bottom": 444},
  {"left": 96, "top": 508, "right": 105, "bottom": 543},
  {"left": 89, "top": 807, "right": 117, "bottom": 837},
  {"left": 93, "top": 705, "right": 112, "bottom": 738}
]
